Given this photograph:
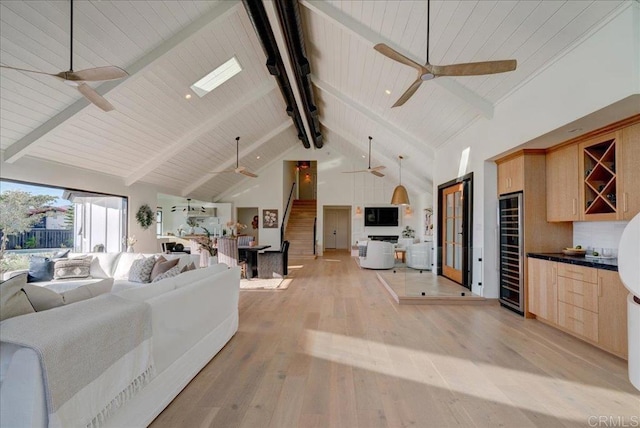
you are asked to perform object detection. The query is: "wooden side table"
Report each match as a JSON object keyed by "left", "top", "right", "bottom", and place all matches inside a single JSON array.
[{"left": 394, "top": 248, "right": 406, "bottom": 263}]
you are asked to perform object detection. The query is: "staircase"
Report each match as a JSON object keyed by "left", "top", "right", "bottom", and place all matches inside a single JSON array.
[{"left": 285, "top": 199, "right": 317, "bottom": 259}]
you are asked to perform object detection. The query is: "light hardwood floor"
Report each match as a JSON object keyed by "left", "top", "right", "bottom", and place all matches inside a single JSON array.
[{"left": 150, "top": 251, "right": 639, "bottom": 428}]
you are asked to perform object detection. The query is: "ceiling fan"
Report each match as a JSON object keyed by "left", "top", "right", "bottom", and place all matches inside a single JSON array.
[
  {"left": 342, "top": 136, "right": 385, "bottom": 177},
  {"left": 212, "top": 137, "right": 258, "bottom": 178},
  {"left": 374, "top": 0, "right": 517, "bottom": 107},
  {"left": 171, "top": 198, "right": 205, "bottom": 213},
  {"left": 0, "top": 0, "right": 128, "bottom": 112}
]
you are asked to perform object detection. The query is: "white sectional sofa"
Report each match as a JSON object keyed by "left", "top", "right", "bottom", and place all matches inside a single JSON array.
[{"left": 0, "top": 262, "right": 240, "bottom": 427}]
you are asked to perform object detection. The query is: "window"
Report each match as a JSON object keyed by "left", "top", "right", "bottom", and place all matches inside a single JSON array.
[
  {"left": 156, "top": 209, "right": 163, "bottom": 236},
  {"left": 0, "top": 179, "right": 128, "bottom": 253}
]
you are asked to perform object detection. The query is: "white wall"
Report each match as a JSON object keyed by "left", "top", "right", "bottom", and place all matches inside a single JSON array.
[
  {"left": 573, "top": 221, "right": 628, "bottom": 257},
  {"left": 0, "top": 157, "right": 162, "bottom": 253},
  {"left": 220, "top": 144, "right": 431, "bottom": 253},
  {"left": 433, "top": 4, "right": 639, "bottom": 298}
]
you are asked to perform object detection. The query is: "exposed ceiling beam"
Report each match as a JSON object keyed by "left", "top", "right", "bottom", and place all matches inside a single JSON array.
[
  {"left": 300, "top": 0, "right": 494, "bottom": 119},
  {"left": 311, "top": 75, "right": 434, "bottom": 161},
  {"left": 319, "top": 120, "right": 428, "bottom": 193},
  {"left": 181, "top": 120, "right": 293, "bottom": 196},
  {"left": 3, "top": 0, "right": 241, "bottom": 164},
  {"left": 262, "top": 0, "right": 317, "bottom": 149},
  {"left": 125, "top": 80, "right": 276, "bottom": 186}
]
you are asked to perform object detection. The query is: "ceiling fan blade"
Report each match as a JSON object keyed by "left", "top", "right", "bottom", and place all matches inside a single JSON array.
[
  {"left": 371, "top": 170, "right": 385, "bottom": 177},
  {"left": 0, "top": 64, "right": 58, "bottom": 77},
  {"left": 432, "top": 60, "right": 517, "bottom": 77},
  {"left": 342, "top": 170, "right": 369, "bottom": 174},
  {"left": 374, "top": 44, "right": 427, "bottom": 74},
  {"left": 392, "top": 78, "right": 423, "bottom": 107},
  {"left": 59, "top": 66, "right": 129, "bottom": 82},
  {"left": 239, "top": 170, "right": 258, "bottom": 178},
  {"left": 370, "top": 165, "right": 386, "bottom": 171},
  {"left": 76, "top": 83, "right": 114, "bottom": 112}
]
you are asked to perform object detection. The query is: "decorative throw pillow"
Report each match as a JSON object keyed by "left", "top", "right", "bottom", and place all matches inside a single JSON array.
[
  {"left": 22, "top": 284, "right": 64, "bottom": 311},
  {"left": 128, "top": 256, "right": 157, "bottom": 283},
  {"left": 0, "top": 273, "right": 35, "bottom": 321},
  {"left": 53, "top": 256, "right": 92, "bottom": 279},
  {"left": 150, "top": 256, "right": 179, "bottom": 281},
  {"left": 27, "top": 256, "right": 55, "bottom": 282},
  {"left": 152, "top": 265, "right": 182, "bottom": 282},
  {"left": 51, "top": 249, "right": 70, "bottom": 259},
  {"left": 180, "top": 262, "right": 197, "bottom": 273}
]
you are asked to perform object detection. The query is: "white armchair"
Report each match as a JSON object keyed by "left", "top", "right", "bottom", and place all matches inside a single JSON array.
[
  {"left": 406, "top": 242, "right": 432, "bottom": 270},
  {"left": 359, "top": 241, "right": 395, "bottom": 269}
]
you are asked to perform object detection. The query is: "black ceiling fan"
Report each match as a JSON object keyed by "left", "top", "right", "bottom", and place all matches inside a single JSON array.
[
  {"left": 374, "top": 0, "right": 517, "bottom": 107},
  {"left": 0, "top": 0, "right": 128, "bottom": 111}
]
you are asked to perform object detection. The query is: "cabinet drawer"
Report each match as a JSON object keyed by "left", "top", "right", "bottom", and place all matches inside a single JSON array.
[
  {"left": 558, "top": 301, "right": 599, "bottom": 342},
  {"left": 557, "top": 263, "right": 597, "bottom": 283},
  {"left": 558, "top": 276, "right": 599, "bottom": 312}
]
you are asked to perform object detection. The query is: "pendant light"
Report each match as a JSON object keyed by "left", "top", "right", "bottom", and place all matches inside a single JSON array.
[{"left": 391, "top": 155, "right": 410, "bottom": 205}]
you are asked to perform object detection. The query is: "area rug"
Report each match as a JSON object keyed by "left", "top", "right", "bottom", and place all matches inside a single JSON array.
[{"left": 239, "top": 277, "right": 290, "bottom": 290}]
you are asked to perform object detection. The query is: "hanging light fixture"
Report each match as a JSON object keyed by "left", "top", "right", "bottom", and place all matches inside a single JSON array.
[{"left": 391, "top": 155, "right": 410, "bottom": 205}]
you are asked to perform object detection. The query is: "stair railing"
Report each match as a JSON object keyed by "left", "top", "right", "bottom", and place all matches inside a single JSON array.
[
  {"left": 313, "top": 217, "right": 317, "bottom": 255},
  {"left": 281, "top": 182, "right": 296, "bottom": 245}
]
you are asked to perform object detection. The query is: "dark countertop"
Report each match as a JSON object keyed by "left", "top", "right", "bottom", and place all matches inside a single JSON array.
[{"left": 527, "top": 253, "right": 618, "bottom": 272}]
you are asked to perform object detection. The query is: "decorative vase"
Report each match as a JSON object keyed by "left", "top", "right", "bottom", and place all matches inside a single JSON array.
[
  {"left": 127, "top": 245, "right": 134, "bottom": 253},
  {"left": 208, "top": 256, "right": 218, "bottom": 266}
]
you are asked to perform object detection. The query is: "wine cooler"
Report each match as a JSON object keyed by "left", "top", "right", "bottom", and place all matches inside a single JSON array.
[{"left": 499, "top": 192, "right": 523, "bottom": 314}]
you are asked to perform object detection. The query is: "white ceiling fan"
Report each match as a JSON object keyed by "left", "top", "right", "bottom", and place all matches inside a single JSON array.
[
  {"left": 212, "top": 137, "right": 258, "bottom": 178},
  {"left": 0, "top": 0, "right": 128, "bottom": 112},
  {"left": 343, "top": 136, "right": 385, "bottom": 177},
  {"left": 374, "top": 0, "right": 517, "bottom": 108}
]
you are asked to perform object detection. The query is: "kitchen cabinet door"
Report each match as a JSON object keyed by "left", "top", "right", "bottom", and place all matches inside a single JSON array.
[
  {"left": 497, "top": 155, "right": 524, "bottom": 195},
  {"left": 620, "top": 122, "right": 640, "bottom": 220},
  {"left": 546, "top": 144, "right": 580, "bottom": 221},
  {"left": 597, "top": 269, "right": 628, "bottom": 358},
  {"left": 527, "top": 258, "right": 557, "bottom": 323}
]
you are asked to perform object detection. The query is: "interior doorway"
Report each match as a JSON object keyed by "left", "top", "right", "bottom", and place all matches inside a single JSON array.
[
  {"left": 323, "top": 206, "right": 351, "bottom": 251},
  {"left": 237, "top": 207, "right": 259, "bottom": 242},
  {"left": 297, "top": 161, "right": 317, "bottom": 200},
  {"left": 437, "top": 172, "right": 473, "bottom": 289}
]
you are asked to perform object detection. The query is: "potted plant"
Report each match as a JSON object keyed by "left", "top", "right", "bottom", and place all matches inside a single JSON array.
[{"left": 197, "top": 227, "right": 217, "bottom": 266}]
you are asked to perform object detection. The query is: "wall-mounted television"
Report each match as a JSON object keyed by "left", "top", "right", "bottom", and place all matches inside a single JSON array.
[{"left": 364, "top": 207, "right": 399, "bottom": 227}]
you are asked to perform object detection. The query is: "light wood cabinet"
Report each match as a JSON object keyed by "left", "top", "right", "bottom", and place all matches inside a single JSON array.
[
  {"left": 528, "top": 258, "right": 558, "bottom": 323},
  {"left": 526, "top": 257, "right": 628, "bottom": 358},
  {"left": 620, "top": 122, "right": 640, "bottom": 220},
  {"left": 497, "top": 155, "right": 524, "bottom": 195},
  {"left": 546, "top": 144, "right": 579, "bottom": 221},
  {"left": 598, "top": 270, "right": 628, "bottom": 358},
  {"left": 558, "top": 301, "right": 599, "bottom": 342}
]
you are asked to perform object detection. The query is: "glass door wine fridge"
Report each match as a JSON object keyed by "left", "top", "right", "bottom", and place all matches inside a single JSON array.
[{"left": 499, "top": 193, "right": 523, "bottom": 314}]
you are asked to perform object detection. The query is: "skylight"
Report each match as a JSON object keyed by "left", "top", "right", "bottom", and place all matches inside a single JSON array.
[{"left": 190, "top": 57, "right": 242, "bottom": 97}]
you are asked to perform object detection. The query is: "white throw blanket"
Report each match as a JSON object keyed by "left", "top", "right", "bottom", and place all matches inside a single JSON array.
[{"left": 0, "top": 294, "right": 154, "bottom": 428}]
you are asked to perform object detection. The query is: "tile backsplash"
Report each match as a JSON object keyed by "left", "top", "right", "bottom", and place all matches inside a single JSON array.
[{"left": 573, "top": 221, "right": 629, "bottom": 256}]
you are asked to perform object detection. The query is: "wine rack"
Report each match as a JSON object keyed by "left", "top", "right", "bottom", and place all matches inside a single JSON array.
[{"left": 582, "top": 137, "right": 617, "bottom": 219}]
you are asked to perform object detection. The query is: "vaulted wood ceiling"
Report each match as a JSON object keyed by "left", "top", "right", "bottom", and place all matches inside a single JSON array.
[{"left": 0, "top": 0, "right": 629, "bottom": 200}]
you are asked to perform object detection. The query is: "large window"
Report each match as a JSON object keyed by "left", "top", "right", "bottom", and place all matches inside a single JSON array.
[{"left": 0, "top": 180, "right": 128, "bottom": 253}]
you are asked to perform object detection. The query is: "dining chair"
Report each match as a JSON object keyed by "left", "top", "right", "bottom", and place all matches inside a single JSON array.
[{"left": 217, "top": 237, "right": 247, "bottom": 278}]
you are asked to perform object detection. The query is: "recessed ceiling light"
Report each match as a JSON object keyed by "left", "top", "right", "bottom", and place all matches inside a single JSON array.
[
  {"left": 385, "top": 89, "right": 391, "bottom": 95},
  {"left": 256, "top": 156, "right": 260, "bottom": 159},
  {"left": 190, "top": 57, "right": 242, "bottom": 98},
  {"left": 362, "top": 155, "right": 366, "bottom": 158},
  {"left": 185, "top": 94, "right": 192, "bottom": 100}
]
